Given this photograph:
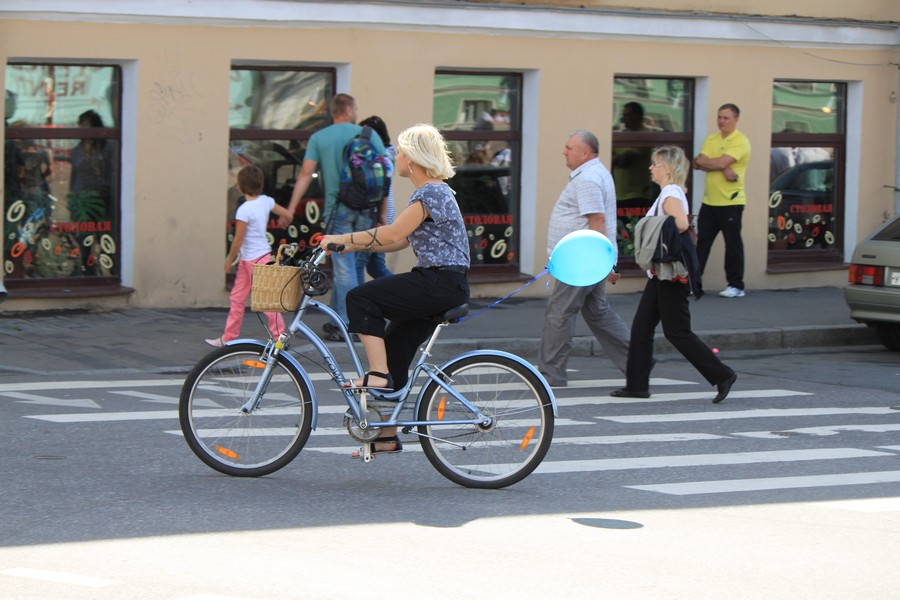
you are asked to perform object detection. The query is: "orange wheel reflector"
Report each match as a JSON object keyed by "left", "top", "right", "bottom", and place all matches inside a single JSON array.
[
  {"left": 520, "top": 426, "right": 535, "bottom": 451},
  {"left": 242, "top": 359, "right": 267, "bottom": 369},
  {"left": 437, "top": 396, "right": 445, "bottom": 420},
  {"left": 214, "top": 445, "right": 240, "bottom": 460}
]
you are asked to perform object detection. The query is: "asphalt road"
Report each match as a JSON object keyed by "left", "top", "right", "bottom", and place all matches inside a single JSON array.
[{"left": 1, "top": 347, "right": 899, "bottom": 599}]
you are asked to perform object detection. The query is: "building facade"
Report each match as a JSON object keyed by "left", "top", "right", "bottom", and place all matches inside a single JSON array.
[{"left": 1, "top": 0, "right": 898, "bottom": 311}]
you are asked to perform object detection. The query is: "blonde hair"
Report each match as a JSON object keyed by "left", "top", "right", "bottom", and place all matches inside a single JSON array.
[
  {"left": 397, "top": 123, "right": 455, "bottom": 180},
  {"left": 652, "top": 145, "right": 689, "bottom": 188}
]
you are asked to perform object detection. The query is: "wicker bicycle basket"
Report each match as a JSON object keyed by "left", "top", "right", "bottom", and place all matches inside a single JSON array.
[{"left": 250, "top": 244, "right": 303, "bottom": 313}]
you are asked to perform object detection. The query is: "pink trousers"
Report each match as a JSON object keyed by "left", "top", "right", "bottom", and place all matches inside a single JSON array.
[{"left": 223, "top": 254, "right": 284, "bottom": 342}]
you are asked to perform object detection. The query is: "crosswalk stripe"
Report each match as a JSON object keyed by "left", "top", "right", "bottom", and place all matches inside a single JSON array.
[
  {"left": 530, "top": 448, "right": 891, "bottom": 474},
  {"left": 557, "top": 388, "right": 812, "bottom": 406},
  {"left": 735, "top": 423, "right": 900, "bottom": 439},
  {"left": 601, "top": 407, "right": 897, "bottom": 423},
  {"left": 626, "top": 470, "right": 900, "bottom": 495}
]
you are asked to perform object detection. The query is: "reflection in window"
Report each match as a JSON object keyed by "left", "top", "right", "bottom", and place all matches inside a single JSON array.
[
  {"left": 612, "top": 77, "right": 693, "bottom": 259},
  {"left": 4, "top": 64, "right": 121, "bottom": 284},
  {"left": 435, "top": 72, "right": 521, "bottom": 270},
  {"left": 228, "top": 67, "right": 334, "bottom": 257},
  {"left": 613, "top": 78, "right": 690, "bottom": 133},
  {"left": 772, "top": 81, "right": 843, "bottom": 135},
  {"left": 769, "top": 80, "right": 845, "bottom": 264},
  {"left": 768, "top": 148, "right": 836, "bottom": 251}
]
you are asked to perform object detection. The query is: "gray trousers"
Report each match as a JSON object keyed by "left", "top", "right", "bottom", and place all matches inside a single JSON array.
[{"left": 538, "top": 278, "right": 631, "bottom": 384}]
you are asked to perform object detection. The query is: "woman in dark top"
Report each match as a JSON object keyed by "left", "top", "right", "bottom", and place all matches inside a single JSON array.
[{"left": 320, "top": 124, "right": 470, "bottom": 452}]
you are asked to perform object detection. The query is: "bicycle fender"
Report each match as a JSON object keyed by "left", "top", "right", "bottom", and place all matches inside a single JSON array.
[
  {"left": 426, "top": 349, "right": 558, "bottom": 417},
  {"left": 229, "top": 338, "right": 319, "bottom": 430}
]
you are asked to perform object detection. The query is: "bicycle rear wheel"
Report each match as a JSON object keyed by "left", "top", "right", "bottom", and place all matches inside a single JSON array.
[
  {"left": 179, "top": 343, "right": 313, "bottom": 477},
  {"left": 417, "top": 353, "right": 554, "bottom": 489}
]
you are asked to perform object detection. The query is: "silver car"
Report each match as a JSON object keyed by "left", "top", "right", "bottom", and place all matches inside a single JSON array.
[{"left": 844, "top": 214, "right": 900, "bottom": 350}]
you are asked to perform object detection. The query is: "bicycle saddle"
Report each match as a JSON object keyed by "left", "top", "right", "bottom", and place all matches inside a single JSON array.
[{"left": 439, "top": 304, "right": 468, "bottom": 324}]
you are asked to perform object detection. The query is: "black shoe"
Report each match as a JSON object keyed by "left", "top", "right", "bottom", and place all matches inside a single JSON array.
[
  {"left": 713, "top": 373, "right": 737, "bottom": 404},
  {"left": 322, "top": 322, "right": 339, "bottom": 335},
  {"left": 610, "top": 388, "right": 650, "bottom": 399}
]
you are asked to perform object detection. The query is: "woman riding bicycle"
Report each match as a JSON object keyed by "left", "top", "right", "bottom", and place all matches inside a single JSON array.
[{"left": 320, "top": 123, "right": 470, "bottom": 418}]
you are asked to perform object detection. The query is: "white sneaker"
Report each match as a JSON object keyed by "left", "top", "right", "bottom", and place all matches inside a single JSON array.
[
  {"left": 205, "top": 337, "right": 224, "bottom": 347},
  {"left": 718, "top": 286, "right": 746, "bottom": 298}
]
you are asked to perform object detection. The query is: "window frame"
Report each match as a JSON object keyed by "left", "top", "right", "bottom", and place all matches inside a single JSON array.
[
  {"left": 226, "top": 65, "right": 336, "bottom": 284},
  {"left": 767, "top": 80, "right": 846, "bottom": 271},
  {"left": 435, "top": 69, "right": 523, "bottom": 279},
  {"left": 612, "top": 76, "right": 694, "bottom": 275}
]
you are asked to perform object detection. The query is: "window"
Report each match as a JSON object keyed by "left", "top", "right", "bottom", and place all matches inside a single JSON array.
[
  {"left": 612, "top": 77, "right": 693, "bottom": 267},
  {"left": 768, "top": 81, "right": 845, "bottom": 268},
  {"left": 227, "top": 67, "right": 334, "bottom": 261},
  {"left": 4, "top": 64, "right": 122, "bottom": 291},
  {"left": 434, "top": 72, "right": 521, "bottom": 274}
]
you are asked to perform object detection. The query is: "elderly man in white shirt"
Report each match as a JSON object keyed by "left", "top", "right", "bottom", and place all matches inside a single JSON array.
[{"left": 538, "top": 129, "right": 632, "bottom": 387}]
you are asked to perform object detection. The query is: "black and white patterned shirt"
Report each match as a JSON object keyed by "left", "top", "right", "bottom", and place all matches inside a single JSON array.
[{"left": 406, "top": 183, "right": 470, "bottom": 268}]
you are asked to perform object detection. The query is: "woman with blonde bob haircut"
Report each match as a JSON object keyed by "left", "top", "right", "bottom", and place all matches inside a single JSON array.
[
  {"left": 611, "top": 145, "right": 737, "bottom": 404},
  {"left": 320, "top": 124, "right": 470, "bottom": 456}
]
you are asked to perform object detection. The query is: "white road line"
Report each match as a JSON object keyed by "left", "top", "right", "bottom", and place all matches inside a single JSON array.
[
  {"left": 627, "top": 470, "right": 900, "bottom": 495},
  {"left": 557, "top": 388, "right": 812, "bottom": 406},
  {"left": 302, "top": 432, "right": 726, "bottom": 454},
  {"left": 28, "top": 410, "right": 179, "bottom": 423},
  {"left": 879, "top": 445, "right": 900, "bottom": 452},
  {"left": 601, "top": 407, "right": 898, "bottom": 423},
  {"left": 0, "top": 391, "right": 101, "bottom": 409},
  {"left": 162, "top": 418, "right": 592, "bottom": 438},
  {"left": 111, "top": 390, "right": 180, "bottom": 404},
  {"left": 551, "top": 377, "right": 696, "bottom": 389},
  {"left": 0, "top": 567, "right": 117, "bottom": 588},
  {"left": 0, "top": 372, "right": 336, "bottom": 393},
  {"left": 0, "top": 379, "right": 186, "bottom": 392},
  {"left": 529, "top": 448, "right": 891, "bottom": 474},
  {"left": 735, "top": 423, "right": 900, "bottom": 439}
]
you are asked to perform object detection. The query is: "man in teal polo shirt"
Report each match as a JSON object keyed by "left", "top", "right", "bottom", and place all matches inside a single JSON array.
[{"left": 286, "top": 93, "right": 385, "bottom": 338}]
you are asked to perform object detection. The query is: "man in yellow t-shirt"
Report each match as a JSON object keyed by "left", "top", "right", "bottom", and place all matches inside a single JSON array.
[{"left": 693, "top": 103, "right": 751, "bottom": 298}]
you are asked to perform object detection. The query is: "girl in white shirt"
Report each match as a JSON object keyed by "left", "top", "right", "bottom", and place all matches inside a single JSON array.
[{"left": 206, "top": 165, "right": 294, "bottom": 347}]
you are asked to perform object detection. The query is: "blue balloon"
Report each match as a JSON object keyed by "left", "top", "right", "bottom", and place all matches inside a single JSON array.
[{"left": 548, "top": 230, "right": 616, "bottom": 286}]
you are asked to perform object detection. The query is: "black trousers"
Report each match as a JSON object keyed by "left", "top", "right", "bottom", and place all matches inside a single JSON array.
[
  {"left": 625, "top": 277, "right": 733, "bottom": 392},
  {"left": 346, "top": 267, "right": 469, "bottom": 389},
  {"left": 696, "top": 203, "right": 744, "bottom": 290}
]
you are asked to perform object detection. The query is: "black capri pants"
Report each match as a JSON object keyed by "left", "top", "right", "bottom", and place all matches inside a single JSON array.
[{"left": 346, "top": 267, "right": 469, "bottom": 389}]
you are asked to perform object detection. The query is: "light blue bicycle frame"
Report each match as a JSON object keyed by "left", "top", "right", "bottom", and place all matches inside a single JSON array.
[{"left": 230, "top": 282, "right": 557, "bottom": 439}]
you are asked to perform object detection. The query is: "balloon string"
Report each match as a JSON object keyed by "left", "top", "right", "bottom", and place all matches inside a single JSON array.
[{"left": 458, "top": 268, "right": 550, "bottom": 323}]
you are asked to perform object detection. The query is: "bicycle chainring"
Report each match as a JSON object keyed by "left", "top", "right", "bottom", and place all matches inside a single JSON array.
[{"left": 344, "top": 408, "right": 384, "bottom": 442}]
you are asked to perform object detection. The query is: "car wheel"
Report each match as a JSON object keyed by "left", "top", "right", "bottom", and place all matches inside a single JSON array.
[{"left": 875, "top": 323, "right": 900, "bottom": 351}]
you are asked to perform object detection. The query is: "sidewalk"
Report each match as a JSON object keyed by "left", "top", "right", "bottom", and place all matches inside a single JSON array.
[{"left": 0, "top": 286, "right": 874, "bottom": 377}]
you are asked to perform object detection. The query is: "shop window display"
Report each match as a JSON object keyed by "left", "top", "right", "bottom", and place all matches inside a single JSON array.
[
  {"left": 768, "top": 81, "right": 845, "bottom": 265},
  {"left": 4, "top": 64, "right": 121, "bottom": 286}
]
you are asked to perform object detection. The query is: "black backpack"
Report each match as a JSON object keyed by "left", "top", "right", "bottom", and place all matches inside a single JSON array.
[{"left": 336, "top": 126, "right": 391, "bottom": 210}]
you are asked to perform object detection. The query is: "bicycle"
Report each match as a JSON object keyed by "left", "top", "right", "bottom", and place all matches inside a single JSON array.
[{"left": 179, "top": 245, "right": 557, "bottom": 489}]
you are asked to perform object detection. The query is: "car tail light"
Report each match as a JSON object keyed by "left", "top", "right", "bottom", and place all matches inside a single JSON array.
[{"left": 848, "top": 264, "right": 885, "bottom": 286}]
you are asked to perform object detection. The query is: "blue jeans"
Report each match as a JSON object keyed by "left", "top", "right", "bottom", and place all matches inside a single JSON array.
[
  {"left": 326, "top": 203, "right": 376, "bottom": 323},
  {"left": 365, "top": 252, "right": 393, "bottom": 279}
]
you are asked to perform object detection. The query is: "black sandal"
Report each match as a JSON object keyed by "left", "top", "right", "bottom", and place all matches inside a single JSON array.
[
  {"left": 351, "top": 435, "right": 403, "bottom": 459},
  {"left": 343, "top": 371, "right": 394, "bottom": 391}
]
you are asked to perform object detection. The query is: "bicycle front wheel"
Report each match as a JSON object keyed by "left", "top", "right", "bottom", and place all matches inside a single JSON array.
[
  {"left": 179, "top": 343, "right": 313, "bottom": 477},
  {"left": 417, "top": 353, "right": 554, "bottom": 489}
]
